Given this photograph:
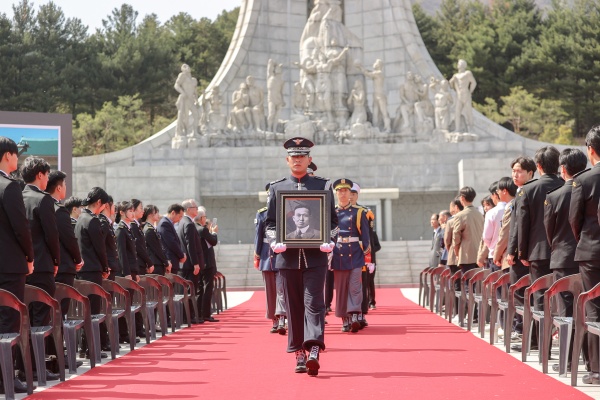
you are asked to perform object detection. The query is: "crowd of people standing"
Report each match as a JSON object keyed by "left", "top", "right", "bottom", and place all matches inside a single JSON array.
[
  {"left": 0, "top": 136, "right": 219, "bottom": 393},
  {"left": 429, "top": 125, "right": 600, "bottom": 385}
]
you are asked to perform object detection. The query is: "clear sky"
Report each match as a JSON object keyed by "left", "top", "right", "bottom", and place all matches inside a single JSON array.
[{"left": 0, "top": 0, "right": 242, "bottom": 30}]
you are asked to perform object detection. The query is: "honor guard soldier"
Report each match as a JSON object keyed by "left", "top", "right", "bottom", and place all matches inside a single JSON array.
[
  {"left": 331, "top": 179, "right": 371, "bottom": 333},
  {"left": 265, "top": 137, "right": 338, "bottom": 376},
  {"left": 349, "top": 182, "right": 381, "bottom": 324},
  {"left": 255, "top": 183, "right": 287, "bottom": 334}
]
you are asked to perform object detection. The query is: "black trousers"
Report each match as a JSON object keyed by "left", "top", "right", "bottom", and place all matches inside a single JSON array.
[
  {"left": 368, "top": 267, "right": 376, "bottom": 307},
  {"left": 26, "top": 271, "right": 55, "bottom": 328},
  {"left": 198, "top": 267, "right": 216, "bottom": 319},
  {"left": 179, "top": 269, "right": 200, "bottom": 321},
  {"left": 361, "top": 269, "right": 370, "bottom": 314},
  {"left": 0, "top": 273, "right": 26, "bottom": 335},
  {"left": 510, "top": 260, "right": 529, "bottom": 334},
  {"left": 530, "top": 260, "right": 552, "bottom": 311},
  {"left": 325, "top": 269, "right": 334, "bottom": 308},
  {"left": 55, "top": 272, "right": 76, "bottom": 318},
  {"left": 579, "top": 262, "right": 600, "bottom": 373},
  {"left": 280, "top": 266, "right": 327, "bottom": 353},
  {"left": 153, "top": 264, "right": 167, "bottom": 276}
]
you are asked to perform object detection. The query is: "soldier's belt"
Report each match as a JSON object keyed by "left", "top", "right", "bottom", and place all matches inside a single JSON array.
[{"left": 337, "top": 237, "right": 360, "bottom": 243}]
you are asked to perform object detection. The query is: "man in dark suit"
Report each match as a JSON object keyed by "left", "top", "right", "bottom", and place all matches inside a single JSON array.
[
  {"left": 505, "top": 156, "right": 536, "bottom": 341},
  {"left": 543, "top": 148, "right": 587, "bottom": 372},
  {"left": 177, "top": 199, "right": 203, "bottom": 323},
  {"left": 569, "top": 125, "right": 600, "bottom": 385},
  {"left": 265, "top": 137, "right": 338, "bottom": 376},
  {"left": 194, "top": 207, "right": 219, "bottom": 322},
  {"left": 158, "top": 204, "right": 186, "bottom": 274},
  {"left": 21, "top": 157, "right": 60, "bottom": 327},
  {"left": 517, "top": 146, "right": 563, "bottom": 308},
  {"left": 0, "top": 137, "right": 34, "bottom": 393},
  {"left": 46, "top": 171, "right": 84, "bottom": 317}
]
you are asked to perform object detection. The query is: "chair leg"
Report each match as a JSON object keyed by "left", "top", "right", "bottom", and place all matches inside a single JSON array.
[
  {"left": 537, "top": 317, "right": 545, "bottom": 364},
  {"left": 91, "top": 320, "right": 102, "bottom": 364},
  {"left": 506, "top": 306, "right": 515, "bottom": 353},
  {"left": 571, "top": 325, "right": 585, "bottom": 386},
  {"left": 490, "top": 304, "right": 497, "bottom": 345},
  {"left": 127, "top": 311, "right": 136, "bottom": 351},
  {"left": 64, "top": 326, "right": 78, "bottom": 374},
  {"left": 0, "top": 341, "right": 15, "bottom": 398},
  {"left": 30, "top": 333, "right": 47, "bottom": 386},
  {"left": 146, "top": 309, "right": 157, "bottom": 341},
  {"left": 522, "top": 311, "right": 531, "bottom": 362},
  {"left": 111, "top": 316, "right": 120, "bottom": 356},
  {"left": 559, "top": 324, "right": 572, "bottom": 377},
  {"left": 542, "top": 316, "right": 553, "bottom": 374},
  {"left": 157, "top": 303, "right": 168, "bottom": 337}
]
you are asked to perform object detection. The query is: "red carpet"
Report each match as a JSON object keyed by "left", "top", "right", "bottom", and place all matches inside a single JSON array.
[{"left": 29, "top": 289, "right": 589, "bottom": 399}]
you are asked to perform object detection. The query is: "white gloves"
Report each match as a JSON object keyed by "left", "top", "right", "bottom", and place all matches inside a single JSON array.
[
  {"left": 320, "top": 242, "right": 335, "bottom": 253},
  {"left": 367, "top": 263, "right": 375, "bottom": 273},
  {"left": 271, "top": 242, "right": 287, "bottom": 253}
]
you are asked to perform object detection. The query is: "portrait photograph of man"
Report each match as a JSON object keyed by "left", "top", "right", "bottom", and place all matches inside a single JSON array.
[{"left": 285, "top": 200, "right": 322, "bottom": 240}]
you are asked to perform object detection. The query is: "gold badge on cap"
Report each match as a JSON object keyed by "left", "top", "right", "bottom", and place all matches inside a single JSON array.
[{"left": 293, "top": 139, "right": 303, "bottom": 145}]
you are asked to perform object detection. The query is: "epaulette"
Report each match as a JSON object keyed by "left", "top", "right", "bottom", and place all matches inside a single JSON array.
[
  {"left": 313, "top": 176, "right": 329, "bottom": 181},
  {"left": 546, "top": 185, "right": 563, "bottom": 195},
  {"left": 257, "top": 206, "right": 267, "bottom": 213},
  {"left": 269, "top": 177, "right": 286, "bottom": 186},
  {"left": 573, "top": 168, "right": 591, "bottom": 179},
  {"left": 522, "top": 178, "right": 538, "bottom": 186}
]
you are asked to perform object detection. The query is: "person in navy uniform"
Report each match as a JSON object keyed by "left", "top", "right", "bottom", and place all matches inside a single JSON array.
[
  {"left": 331, "top": 179, "right": 371, "bottom": 333},
  {"left": 255, "top": 183, "right": 287, "bottom": 334},
  {"left": 265, "top": 137, "right": 338, "bottom": 376}
]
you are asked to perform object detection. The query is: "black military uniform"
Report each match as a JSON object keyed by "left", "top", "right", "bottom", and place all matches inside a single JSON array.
[
  {"left": 517, "top": 173, "right": 563, "bottom": 310},
  {"left": 265, "top": 137, "right": 338, "bottom": 376},
  {"left": 54, "top": 199, "right": 83, "bottom": 317},
  {"left": 115, "top": 219, "right": 138, "bottom": 341},
  {"left": 22, "top": 183, "right": 60, "bottom": 327},
  {"left": 196, "top": 221, "right": 218, "bottom": 321},
  {"left": 99, "top": 213, "right": 119, "bottom": 281},
  {"left": 131, "top": 220, "right": 153, "bottom": 275},
  {"left": 177, "top": 213, "right": 205, "bottom": 322},
  {"left": 569, "top": 164, "right": 600, "bottom": 376},
  {"left": 143, "top": 221, "right": 169, "bottom": 276},
  {"left": 0, "top": 170, "right": 33, "bottom": 334}
]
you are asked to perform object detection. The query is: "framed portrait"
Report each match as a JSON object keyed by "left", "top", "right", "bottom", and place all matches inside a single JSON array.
[{"left": 276, "top": 190, "right": 331, "bottom": 248}]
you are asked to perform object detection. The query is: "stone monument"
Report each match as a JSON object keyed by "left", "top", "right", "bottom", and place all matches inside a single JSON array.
[{"left": 74, "top": 0, "right": 569, "bottom": 245}]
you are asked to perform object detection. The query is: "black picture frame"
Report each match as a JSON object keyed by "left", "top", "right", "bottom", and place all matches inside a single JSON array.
[{"left": 276, "top": 190, "right": 331, "bottom": 248}]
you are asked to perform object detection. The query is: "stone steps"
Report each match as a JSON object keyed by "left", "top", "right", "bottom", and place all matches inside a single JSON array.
[{"left": 214, "top": 240, "right": 430, "bottom": 289}]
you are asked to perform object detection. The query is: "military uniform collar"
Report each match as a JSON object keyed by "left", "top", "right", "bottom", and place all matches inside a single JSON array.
[
  {"left": 289, "top": 174, "right": 309, "bottom": 184},
  {"left": 26, "top": 183, "right": 45, "bottom": 193},
  {"left": 82, "top": 208, "right": 94, "bottom": 217},
  {"left": 0, "top": 169, "right": 9, "bottom": 178},
  {"left": 337, "top": 202, "right": 351, "bottom": 210}
]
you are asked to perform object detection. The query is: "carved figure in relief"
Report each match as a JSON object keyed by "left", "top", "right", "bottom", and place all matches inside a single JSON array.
[
  {"left": 174, "top": 63, "right": 200, "bottom": 137},
  {"left": 245, "top": 76, "right": 265, "bottom": 131},
  {"left": 230, "top": 82, "right": 250, "bottom": 132},
  {"left": 434, "top": 80, "right": 453, "bottom": 131},
  {"left": 267, "top": 59, "right": 285, "bottom": 132},
  {"left": 347, "top": 79, "right": 367, "bottom": 125},
  {"left": 358, "top": 59, "right": 390, "bottom": 133}
]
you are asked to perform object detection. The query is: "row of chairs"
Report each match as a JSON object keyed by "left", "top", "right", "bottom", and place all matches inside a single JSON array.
[
  {"left": 419, "top": 265, "right": 599, "bottom": 387},
  {"left": 0, "top": 271, "right": 228, "bottom": 399}
]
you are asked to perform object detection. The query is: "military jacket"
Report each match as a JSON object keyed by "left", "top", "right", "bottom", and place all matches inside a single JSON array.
[{"left": 331, "top": 204, "right": 371, "bottom": 271}]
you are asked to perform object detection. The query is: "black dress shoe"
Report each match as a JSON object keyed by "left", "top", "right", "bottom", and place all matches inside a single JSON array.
[
  {"left": 80, "top": 351, "right": 108, "bottom": 359},
  {"left": 64, "top": 356, "right": 83, "bottom": 369},
  {"left": 19, "top": 369, "right": 60, "bottom": 382},
  {"left": 0, "top": 377, "right": 34, "bottom": 394},
  {"left": 511, "top": 343, "right": 538, "bottom": 352},
  {"left": 204, "top": 317, "right": 219, "bottom": 322},
  {"left": 101, "top": 344, "right": 112, "bottom": 352}
]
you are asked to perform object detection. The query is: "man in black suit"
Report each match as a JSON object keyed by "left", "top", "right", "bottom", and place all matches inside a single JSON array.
[
  {"left": 0, "top": 137, "right": 34, "bottom": 393},
  {"left": 265, "top": 137, "right": 338, "bottom": 376},
  {"left": 505, "top": 156, "right": 536, "bottom": 341},
  {"left": 46, "top": 171, "right": 84, "bottom": 317},
  {"left": 177, "top": 199, "right": 203, "bottom": 323},
  {"left": 158, "top": 204, "right": 186, "bottom": 274},
  {"left": 517, "top": 146, "right": 563, "bottom": 308},
  {"left": 569, "top": 125, "right": 600, "bottom": 385},
  {"left": 543, "top": 148, "right": 587, "bottom": 372},
  {"left": 194, "top": 207, "right": 219, "bottom": 322},
  {"left": 21, "top": 157, "right": 60, "bottom": 326}
]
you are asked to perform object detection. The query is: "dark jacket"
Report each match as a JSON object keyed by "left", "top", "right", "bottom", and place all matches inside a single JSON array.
[
  {"left": 22, "top": 184, "right": 60, "bottom": 272},
  {"left": 115, "top": 220, "right": 137, "bottom": 276},
  {"left": 196, "top": 223, "right": 218, "bottom": 270},
  {"left": 157, "top": 216, "right": 184, "bottom": 272},
  {"left": 570, "top": 164, "right": 600, "bottom": 262},
  {"left": 143, "top": 222, "right": 169, "bottom": 268},
  {"left": 0, "top": 172, "right": 33, "bottom": 274},
  {"left": 177, "top": 215, "right": 204, "bottom": 271},
  {"left": 254, "top": 208, "right": 276, "bottom": 272},
  {"left": 131, "top": 220, "right": 153, "bottom": 272},
  {"left": 55, "top": 201, "right": 82, "bottom": 275},
  {"left": 544, "top": 181, "right": 579, "bottom": 270},
  {"left": 75, "top": 208, "right": 109, "bottom": 273},
  {"left": 517, "top": 174, "right": 564, "bottom": 262},
  {"left": 99, "top": 214, "right": 119, "bottom": 273}
]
